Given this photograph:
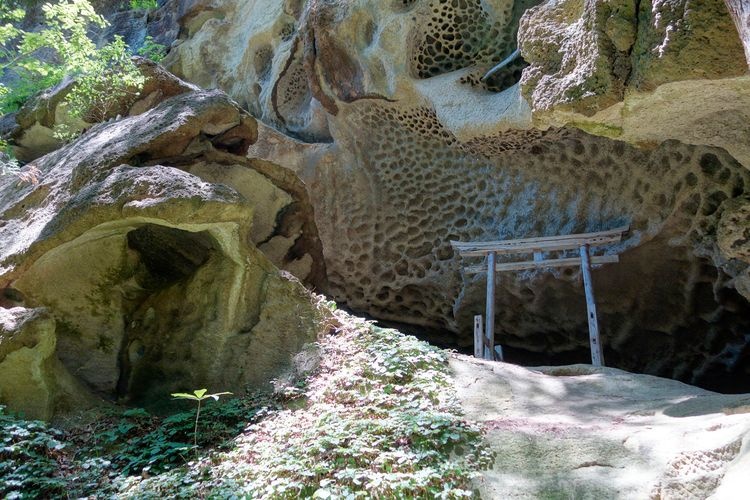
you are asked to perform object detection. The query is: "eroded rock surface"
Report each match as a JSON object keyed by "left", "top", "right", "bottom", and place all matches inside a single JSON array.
[
  {"left": 0, "top": 88, "right": 329, "bottom": 417},
  {"left": 451, "top": 355, "right": 750, "bottom": 499},
  {"left": 725, "top": 0, "right": 750, "bottom": 67},
  {"left": 518, "top": 0, "right": 750, "bottom": 167},
  {"left": 0, "top": 307, "right": 95, "bottom": 420},
  {"left": 164, "top": 0, "right": 750, "bottom": 391}
]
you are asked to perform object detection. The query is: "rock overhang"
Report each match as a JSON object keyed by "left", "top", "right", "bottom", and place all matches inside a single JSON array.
[
  {"left": 154, "top": 0, "right": 750, "bottom": 391},
  {"left": 0, "top": 84, "right": 330, "bottom": 418}
]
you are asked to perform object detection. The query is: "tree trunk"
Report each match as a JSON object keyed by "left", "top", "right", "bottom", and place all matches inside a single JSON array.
[{"left": 724, "top": 0, "right": 750, "bottom": 69}]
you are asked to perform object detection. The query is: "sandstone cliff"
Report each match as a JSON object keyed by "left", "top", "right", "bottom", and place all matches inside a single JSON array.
[{"left": 156, "top": 0, "right": 750, "bottom": 390}]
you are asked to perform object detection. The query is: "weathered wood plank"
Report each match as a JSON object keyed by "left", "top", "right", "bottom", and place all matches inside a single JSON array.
[
  {"left": 580, "top": 245, "right": 604, "bottom": 367},
  {"left": 464, "top": 255, "right": 619, "bottom": 275},
  {"left": 484, "top": 252, "right": 496, "bottom": 361},
  {"left": 452, "top": 225, "right": 628, "bottom": 249},
  {"left": 454, "top": 234, "right": 624, "bottom": 257},
  {"left": 451, "top": 226, "right": 628, "bottom": 257},
  {"left": 473, "top": 315, "right": 483, "bottom": 359}
]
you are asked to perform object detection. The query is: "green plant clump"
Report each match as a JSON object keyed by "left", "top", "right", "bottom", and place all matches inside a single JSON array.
[
  {"left": 138, "top": 35, "right": 167, "bottom": 63},
  {"left": 0, "top": 395, "right": 274, "bottom": 498},
  {"left": 71, "top": 395, "right": 270, "bottom": 478},
  {"left": 129, "top": 0, "right": 158, "bottom": 10},
  {"left": 0, "top": 314, "right": 493, "bottom": 498},
  {"left": 0, "top": 406, "right": 67, "bottom": 499}
]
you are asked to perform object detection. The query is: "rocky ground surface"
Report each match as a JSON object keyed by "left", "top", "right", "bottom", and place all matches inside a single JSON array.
[{"left": 451, "top": 355, "right": 750, "bottom": 499}]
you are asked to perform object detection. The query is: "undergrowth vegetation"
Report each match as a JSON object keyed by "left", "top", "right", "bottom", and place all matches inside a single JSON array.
[{"left": 0, "top": 315, "right": 493, "bottom": 498}]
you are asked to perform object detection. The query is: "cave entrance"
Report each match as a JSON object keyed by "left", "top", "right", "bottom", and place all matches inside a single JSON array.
[
  {"left": 11, "top": 220, "right": 229, "bottom": 405},
  {"left": 451, "top": 226, "right": 629, "bottom": 366},
  {"left": 116, "top": 224, "right": 217, "bottom": 401}
]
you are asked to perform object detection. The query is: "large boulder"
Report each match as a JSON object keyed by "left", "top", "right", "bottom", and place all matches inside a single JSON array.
[
  {"left": 452, "top": 356, "right": 750, "bottom": 498},
  {"left": 0, "top": 307, "right": 95, "bottom": 420},
  {"left": 165, "top": 0, "right": 750, "bottom": 391},
  {"left": 0, "top": 88, "right": 329, "bottom": 417},
  {"left": 2, "top": 59, "right": 199, "bottom": 163}
]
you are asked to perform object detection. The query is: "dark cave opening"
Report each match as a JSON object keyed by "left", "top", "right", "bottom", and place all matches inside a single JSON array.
[{"left": 363, "top": 312, "right": 750, "bottom": 395}]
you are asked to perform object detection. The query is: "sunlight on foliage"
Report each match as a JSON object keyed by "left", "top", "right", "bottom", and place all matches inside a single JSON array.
[
  {"left": 124, "top": 321, "right": 494, "bottom": 498},
  {"left": 0, "top": 0, "right": 156, "bottom": 131},
  {"left": 138, "top": 35, "right": 167, "bottom": 63},
  {"left": 62, "top": 34, "right": 144, "bottom": 123},
  {"left": 0, "top": 311, "right": 494, "bottom": 498},
  {"left": 1, "top": 0, "right": 106, "bottom": 114},
  {"left": 130, "top": 0, "right": 159, "bottom": 10}
]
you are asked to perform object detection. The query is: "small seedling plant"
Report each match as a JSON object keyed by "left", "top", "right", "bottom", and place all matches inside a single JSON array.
[{"left": 171, "top": 389, "right": 232, "bottom": 452}]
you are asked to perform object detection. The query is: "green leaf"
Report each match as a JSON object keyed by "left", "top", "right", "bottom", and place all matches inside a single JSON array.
[
  {"left": 193, "top": 389, "right": 208, "bottom": 399},
  {"left": 207, "top": 392, "right": 233, "bottom": 401},
  {"left": 170, "top": 393, "right": 199, "bottom": 401}
]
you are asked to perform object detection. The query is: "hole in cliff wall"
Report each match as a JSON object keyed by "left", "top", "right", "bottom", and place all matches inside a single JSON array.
[
  {"left": 11, "top": 222, "right": 246, "bottom": 405},
  {"left": 409, "top": 0, "right": 542, "bottom": 92},
  {"left": 125, "top": 225, "right": 214, "bottom": 289},
  {"left": 392, "top": 0, "right": 419, "bottom": 13},
  {"left": 0, "top": 288, "right": 25, "bottom": 308}
]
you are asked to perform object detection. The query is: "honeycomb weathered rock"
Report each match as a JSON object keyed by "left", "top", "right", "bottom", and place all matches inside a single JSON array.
[
  {"left": 308, "top": 97, "right": 750, "bottom": 389},
  {"left": 160, "top": 0, "right": 750, "bottom": 390}
]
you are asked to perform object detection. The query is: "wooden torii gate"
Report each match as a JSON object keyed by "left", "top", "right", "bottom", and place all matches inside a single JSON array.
[{"left": 451, "top": 226, "right": 629, "bottom": 367}]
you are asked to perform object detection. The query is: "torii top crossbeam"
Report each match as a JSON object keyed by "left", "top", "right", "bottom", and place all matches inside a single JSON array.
[
  {"left": 451, "top": 225, "right": 629, "bottom": 259},
  {"left": 450, "top": 226, "right": 629, "bottom": 366}
]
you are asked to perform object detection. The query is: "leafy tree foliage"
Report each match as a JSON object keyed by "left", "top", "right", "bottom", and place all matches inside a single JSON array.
[
  {"left": 0, "top": 0, "right": 152, "bottom": 120},
  {"left": 130, "top": 0, "right": 158, "bottom": 10}
]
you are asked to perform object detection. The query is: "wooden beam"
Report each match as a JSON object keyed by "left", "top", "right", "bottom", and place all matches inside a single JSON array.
[
  {"left": 454, "top": 234, "right": 623, "bottom": 257},
  {"left": 580, "top": 245, "right": 604, "bottom": 367},
  {"left": 464, "top": 255, "right": 619, "bottom": 275},
  {"left": 473, "top": 315, "right": 483, "bottom": 359},
  {"left": 485, "top": 252, "right": 496, "bottom": 361},
  {"left": 451, "top": 226, "right": 628, "bottom": 257}
]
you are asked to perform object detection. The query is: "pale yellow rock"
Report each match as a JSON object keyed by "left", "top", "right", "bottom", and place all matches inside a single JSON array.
[
  {"left": 1, "top": 90, "right": 330, "bottom": 416},
  {"left": 0, "top": 308, "right": 97, "bottom": 419},
  {"left": 183, "top": 161, "right": 293, "bottom": 244},
  {"left": 0, "top": 309, "right": 58, "bottom": 419}
]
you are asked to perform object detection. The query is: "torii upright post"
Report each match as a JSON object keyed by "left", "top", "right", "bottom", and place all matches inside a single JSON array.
[
  {"left": 484, "top": 251, "right": 496, "bottom": 361},
  {"left": 579, "top": 244, "right": 604, "bottom": 366}
]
